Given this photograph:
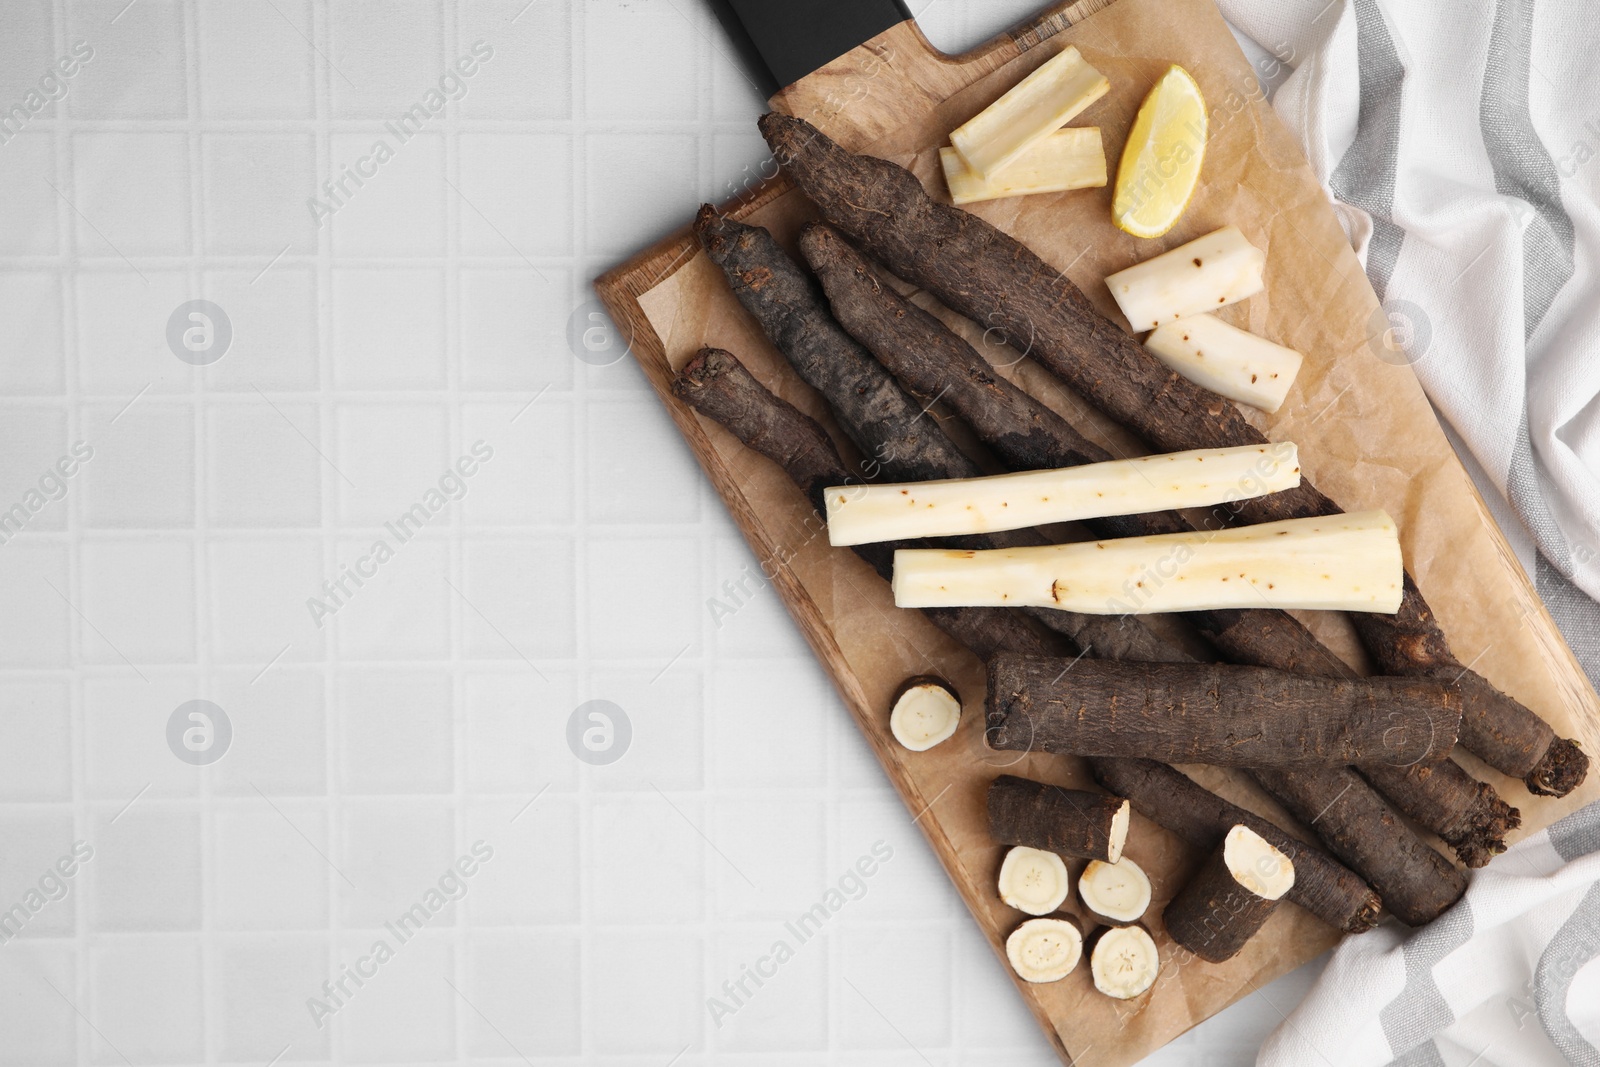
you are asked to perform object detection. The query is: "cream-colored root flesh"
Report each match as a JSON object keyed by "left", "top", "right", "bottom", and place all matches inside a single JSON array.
[
  {"left": 1107, "top": 801, "right": 1130, "bottom": 864},
  {"left": 1005, "top": 917, "right": 1084, "bottom": 984},
  {"left": 997, "top": 846, "right": 1071, "bottom": 916},
  {"left": 891, "top": 510, "right": 1404, "bottom": 615},
  {"left": 940, "top": 128, "right": 1106, "bottom": 205},
  {"left": 1223, "top": 824, "right": 1296, "bottom": 900},
  {"left": 1106, "top": 225, "right": 1267, "bottom": 331},
  {"left": 1078, "top": 857, "right": 1152, "bottom": 923},
  {"left": 825, "top": 444, "right": 1299, "bottom": 546},
  {"left": 1090, "top": 926, "right": 1160, "bottom": 999},
  {"left": 949, "top": 45, "right": 1110, "bottom": 179},
  {"left": 889, "top": 682, "right": 961, "bottom": 752},
  {"left": 1144, "top": 313, "right": 1304, "bottom": 413}
]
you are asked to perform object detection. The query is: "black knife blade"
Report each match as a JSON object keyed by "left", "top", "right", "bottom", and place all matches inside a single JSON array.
[{"left": 705, "top": 0, "right": 913, "bottom": 99}]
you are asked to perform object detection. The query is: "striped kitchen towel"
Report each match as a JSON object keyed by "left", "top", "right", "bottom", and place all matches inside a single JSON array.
[
  {"left": 1217, "top": 0, "right": 1600, "bottom": 690},
  {"left": 1255, "top": 800, "right": 1600, "bottom": 1066}
]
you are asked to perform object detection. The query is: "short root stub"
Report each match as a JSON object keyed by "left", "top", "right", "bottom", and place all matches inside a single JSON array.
[{"left": 1527, "top": 737, "right": 1590, "bottom": 797}]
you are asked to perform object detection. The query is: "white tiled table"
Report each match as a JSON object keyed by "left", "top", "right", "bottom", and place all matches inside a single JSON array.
[{"left": 0, "top": 0, "right": 1321, "bottom": 1062}]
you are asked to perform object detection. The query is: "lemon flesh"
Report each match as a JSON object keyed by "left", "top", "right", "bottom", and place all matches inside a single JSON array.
[{"left": 1113, "top": 65, "right": 1207, "bottom": 238}]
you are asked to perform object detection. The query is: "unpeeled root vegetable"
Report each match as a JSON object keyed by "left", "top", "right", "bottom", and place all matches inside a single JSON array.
[
  {"left": 986, "top": 654, "right": 1461, "bottom": 769},
  {"left": 1078, "top": 857, "right": 1152, "bottom": 923},
  {"left": 1089, "top": 757, "right": 1381, "bottom": 934},
  {"left": 1006, "top": 916, "right": 1084, "bottom": 983},
  {"left": 825, "top": 443, "right": 1300, "bottom": 546},
  {"left": 1105, "top": 225, "right": 1266, "bottom": 330},
  {"left": 988, "top": 774, "right": 1130, "bottom": 863},
  {"left": 1251, "top": 766, "right": 1467, "bottom": 927},
  {"left": 1164, "top": 825, "right": 1294, "bottom": 963},
  {"left": 753, "top": 113, "right": 1589, "bottom": 800},
  {"left": 941, "top": 128, "right": 1105, "bottom": 205},
  {"left": 888, "top": 676, "right": 962, "bottom": 752},
  {"left": 1112, "top": 65, "right": 1206, "bottom": 239},
  {"left": 998, "top": 846, "right": 1071, "bottom": 916},
  {"left": 1144, "top": 314, "right": 1304, "bottom": 413},
  {"left": 1088, "top": 925, "right": 1161, "bottom": 999},
  {"left": 892, "top": 510, "right": 1405, "bottom": 615},
  {"left": 949, "top": 45, "right": 1109, "bottom": 179}
]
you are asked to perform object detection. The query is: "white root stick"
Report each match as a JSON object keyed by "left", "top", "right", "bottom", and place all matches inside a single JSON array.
[
  {"left": 1144, "top": 313, "right": 1304, "bottom": 413},
  {"left": 949, "top": 45, "right": 1109, "bottom": 179},
  {"left": 941, "top": 128, "right": 1105, "bottom": 205},
  {"left": 892, "top": 510, "right": 1404, "bottom": 615},
  {"left": 1106, "top": 225, "right": 1266, "bottom": 331},
  {"left": 827, "top": 443, "right": 1299, "bottom": 546}
]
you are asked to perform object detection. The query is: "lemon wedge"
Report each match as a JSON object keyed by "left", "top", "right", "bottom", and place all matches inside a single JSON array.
[{"left": 1113, "top": 65, "right": 1207, "bottom": 238}]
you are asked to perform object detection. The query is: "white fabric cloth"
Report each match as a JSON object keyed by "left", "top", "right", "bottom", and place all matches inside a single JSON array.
[
  {"left": 1255, "top": 803, "right": 1600, "bottom": 1066},
  {"left": 1214, "top": 2, "right": 1600, "bottom": 1063},
  {"left": 1218, "top": 0, "right": 1600, "bottom": 687}
]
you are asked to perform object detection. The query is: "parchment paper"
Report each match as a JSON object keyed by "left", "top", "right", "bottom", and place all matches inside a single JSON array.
[{"left": 627, "top": 0, "right": 1600, "bottom": 1061}]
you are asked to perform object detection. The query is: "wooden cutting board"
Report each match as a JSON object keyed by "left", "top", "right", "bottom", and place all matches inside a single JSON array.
[{"left": 594, "top": 0, "right": 1600, "bottom": 1062}]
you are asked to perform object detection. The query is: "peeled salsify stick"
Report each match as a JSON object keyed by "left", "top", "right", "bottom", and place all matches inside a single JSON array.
[
  {"left": 940, "top": 128, "right": 1106, "bottom": 205},
  {"left": 1104, "top": 225, "right": 1266, "bottom": 331},
  {"left": 892, "top": 510, "right": 1404, "bottom": 614},
  {"left": 1144, "top": 313, "right": 1304, "bottom": 413},
  {"left": 826, "top": 442, "right": 1300, "bottom": 546},
  {"left": 949, "top": 44, "right": 1109, "bottom": 179}
]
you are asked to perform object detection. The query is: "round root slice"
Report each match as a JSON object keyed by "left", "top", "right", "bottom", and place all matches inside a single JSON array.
[
  {"left": 1078, "top": 857, "right": 1152, "bottom": 923},
  {"left": 889, "top": 676, "right": 962, "bottom": 752},
  {"left": 998, "top": 846, "right": 1071, "bottom": 916},
  {"left": 1225, "top": 824, "right": 1296, "bottom": 901},
  {"left": 1006, "top": 917, "right": 1083, "bottom": 984},
  {"left": 1090, "top": 925, "right": 1160, "bottom": 1000},
  {"left": 1112, "top": 65, "right": 1207, "bottom": 239}
]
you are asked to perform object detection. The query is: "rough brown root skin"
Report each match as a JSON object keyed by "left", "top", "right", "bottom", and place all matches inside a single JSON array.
[
  {"left": 1528, "top": 737, "right": 1590, "bottom": 797},
  {"left": 759, "top": 111, "right": 1585, "bottom": 799},
  {"left": 1090, "top": 757, "right": 1380, "bottom": 934},
  {"left": 694, "top": 206, "right": 981, "bottom": 484},
  {"left": 673, "top": 347, "right": 844, "bottom": 514},
  {"left": 1360, "top": 761, "right": 1519, "bottom": 868},
  {"left": 987, "top": 774, "right": 1129, "bottom": 862},
  {"left": 987, "top": 655, "right": 1462, "bottom": 768},
  {"left": 1250, "top": 766, "right": 1466, "bottom": 926},
  {"left": 1162, "top": 829, "right": 1287, "bottom": 964}
]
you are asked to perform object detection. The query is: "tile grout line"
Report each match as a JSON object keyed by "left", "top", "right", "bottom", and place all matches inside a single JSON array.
[{"left": 310, "top": 0, "right": 343, "bottom": 1058}]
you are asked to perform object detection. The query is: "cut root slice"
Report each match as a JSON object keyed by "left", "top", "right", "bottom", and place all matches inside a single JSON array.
[
  {"left": 998, "top": 846, "right": 1071, "bottom": 915},
  {"left": 941, "top": 128, "right": 1106, "bottom": 205},
  {"left": 1089, "top": 925, "right": 1161, "bottom": 999},
  {"left": 826, "top": 443, "right": 1299, "bottom": 546},
  {"left": 1144, "top": 313, "right": 1304, "bottom": 413},
  {"left": 1006, "top": 917, "right": 1084, "bottom": 983},
  {"left": 1112, "top": 65, "right": 1207, "bottom": 238},
  {"left": 889, "top": 676, "right": 962, "bottom": 752},
  {"left": 1224, "top": 824, "right": 1296, "bottom": 900},
  {"left": 1106, "top": 225, "right": 1266, "bottom": 331},
  {"left": 892, "top": 510, "right": 1404, "bottom": 615},
  {"left": 1078, "top": 857, "right": 1152, "bottom": 923},
  {"left": 949, "top": 45, "right": 1110, "bottom": 179}
]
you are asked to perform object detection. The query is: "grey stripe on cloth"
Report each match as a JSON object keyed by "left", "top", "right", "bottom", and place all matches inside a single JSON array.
[
  {"left": 1534, "top": 881, "right": 1600, "bottom": 1066},
  {"left": 1479, "top": 0, "right": 1576, "bottom": 341},
  {"left": 1386, "top": 1040, "right": 1448, "bottom": 1067},
  {"left": 1379, "top": 905, "right": 1476, "bottom": 1053},
  {"left": 1538, "top": 554, "right": 1600, "bottom": 691},
  {"left": 1329, "top": 0, "right": 1407, "bottom": 300},
  {"left": 1510, "top": 412, "right": 1572, "bottom": 573},
  {"left": 1548, "top": 794, "right": 1600, "bottom": 864}
]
